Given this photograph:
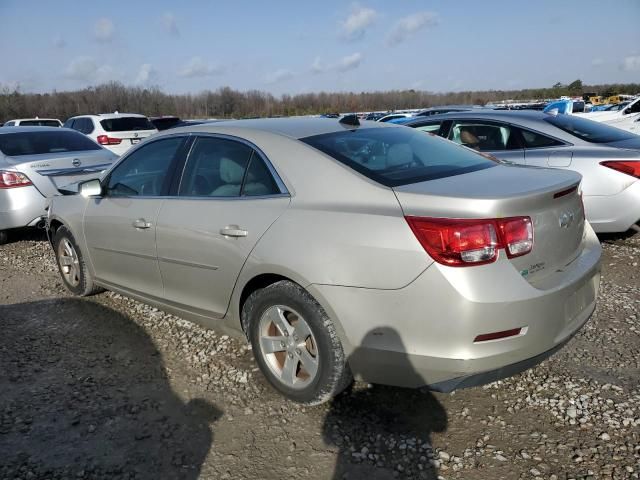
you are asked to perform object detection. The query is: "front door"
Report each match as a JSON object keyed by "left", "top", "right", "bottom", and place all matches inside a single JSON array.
[
  {"left": 155, "top": 135, "right": 290, "bottom": 317},
  {"left": 83, "top": 135, "right": 187, "bottom": 298}
]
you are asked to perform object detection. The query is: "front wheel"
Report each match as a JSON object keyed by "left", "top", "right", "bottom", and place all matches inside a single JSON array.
[
  {"left": 53, "top": 226, "right": 103, "bottom": 296},
  {"left": 243, "top": 280, "right": 352, "bottom": 405}
]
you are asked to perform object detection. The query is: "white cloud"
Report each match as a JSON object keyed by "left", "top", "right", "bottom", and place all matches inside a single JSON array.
[
  {"left": 265, "top": 69, "right": 295, "bottom": 84},
  {"left": 387, "top": 12, "right": 439, "bottom": 46},
  {"left": 336, "top": 52, "right": 363, "bottom": 72},
  {"left": 310, "top": 53, "right": 364, "bottom": 74},
  {"left": 341, "top": 4, "right": 377, "bottom": 41},
  {"left": 64, "top": 56, "right": 117, "bottom": 84},
  {"left": 162, "top": 12, "right": 179, "bottom": 36},
  {"left": 311, "top": 57, "right": 326, "bottom": 74},
  {"left": 591, "top": 58, "right": 604, "bottom": 66},
  {"left": 53, "top": 34, "right": 65, "bottom": 48},
  {"left": 621, "top": 55, "right": 640, "bottom": 71},
  {"left": 135, "top": 64, "right": 157, "bottom": 85},
  {"left": 179, "top": 57, "right": 224, "bottom": 78},
  {"left": 94, "top": 18, "right": 115, "bottom": 42}
]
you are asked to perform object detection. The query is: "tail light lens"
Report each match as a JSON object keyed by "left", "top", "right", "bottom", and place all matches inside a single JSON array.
[
  {"left": 0, "top": 170, "right": 32, "bottom": 189},
  {"left": 406, "top": 216, "right": 533, "bottom": 267},
  {"left": 600, "top": 161, "right": 640, "bottom": 179},
  {"left": 96, "top": 135, "right": 122, "bottom": 145}
]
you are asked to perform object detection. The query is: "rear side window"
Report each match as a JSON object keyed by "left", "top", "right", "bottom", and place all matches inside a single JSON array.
[
  {"left": 448, "top": 121, "right": 523, "bottom": 151},
  {"left": 178, "top": 137, "right": 280, "bottom": 197},
  {"left": 544, "top": 114, "right": 635, "bottom": 143},
  {"left": 0, "top": 131, "right": 102, "bottom": 156},
  {"left": 302, "top": 127, "right": 496, "bottom": 187},
  {"left": 520, "top": 129, "right": 564, "bottom": 148},
  {"left": 100, "top": 117, "right": 155, "bottom": 132}
]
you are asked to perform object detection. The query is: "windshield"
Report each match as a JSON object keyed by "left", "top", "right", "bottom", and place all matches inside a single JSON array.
[
  {"left": 301, "top": 127, "right": 497, "bottom": 187},
  {"left": 0, "top": 130, "right": 102, "bottom": 156},
  {"left": 100, "top": 117, "right": 155, "bottom": 132},
  {"left": 18, "top": 120, "right": 61, "bottom": 127},
  {"left": 544, "top": 114, "right": 635, "bottom": 143}
]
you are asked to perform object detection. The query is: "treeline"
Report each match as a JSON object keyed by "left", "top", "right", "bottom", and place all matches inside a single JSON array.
[{"left": 1, "top": 81, "right": 639, "bottom": 122}]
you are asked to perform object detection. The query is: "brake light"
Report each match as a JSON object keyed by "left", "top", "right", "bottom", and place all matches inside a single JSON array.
[
  {"left": 96, "top": 135, "right": 122, "bottom": 145},
  {"left": 600, "top": 161, "right": 640, "bottom": 179},
  {"left": 405, "top": 216, "right": 533, "bottom": 267},
  {"left": 0, "top": 170, "right": 32, "bottom": 189}
]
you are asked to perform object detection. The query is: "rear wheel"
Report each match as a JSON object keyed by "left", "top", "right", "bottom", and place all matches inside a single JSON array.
[
  {"left": 0, "top": 230, "right": 7, "bottom": 245},
  {"left": 53, "top": 226, "right": 103, "bottom": 296},
  {"left": 243, "top": 280, "right": 352, "bottom": 405}
]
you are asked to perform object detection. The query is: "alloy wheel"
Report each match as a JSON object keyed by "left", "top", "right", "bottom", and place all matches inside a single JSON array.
[{"left": 57, "top": 238, "right": 80, "bottom": 287}]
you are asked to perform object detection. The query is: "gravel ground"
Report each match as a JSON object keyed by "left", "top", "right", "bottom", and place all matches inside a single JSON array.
[{"left": 0, "top": 229, "right": 639, "bottom": 480}]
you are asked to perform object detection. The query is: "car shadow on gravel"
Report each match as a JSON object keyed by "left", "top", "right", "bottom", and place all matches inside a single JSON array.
[
  {"left": 0, "top": 227, "right": 48, "bottom": 245},
  {"left": 0, "top": 298, "right": 222, "bottom": 480},
  {"left": 323, "top": 328, "right": 448, "bottom": 480}
]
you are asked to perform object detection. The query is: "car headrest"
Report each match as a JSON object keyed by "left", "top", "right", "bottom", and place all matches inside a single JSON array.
[
  {"left": 386, "top": 143, "right": 413, "bottom": 167},
  {"left": 219, "top": 157, "right": 245, "bottom": 184}
]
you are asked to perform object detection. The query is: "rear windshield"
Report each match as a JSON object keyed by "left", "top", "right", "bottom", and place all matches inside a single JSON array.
[
  {"left": 151, "top": 117, "right": 181, "bottom": 131},
  {"left": 18, "top": 120, "right": 61, "bottom": 127},
  {"left": 100, "top": 117, "right": 155, "bottom": 132},
  {"left": 544, "top": 114, "right": 635, "bottom": 143},
  {"left": 0, "top": 131, "right": 102, "bottom": 156},
  {"left": 301, "top": 127, "right": 497, "bottom": 187}
]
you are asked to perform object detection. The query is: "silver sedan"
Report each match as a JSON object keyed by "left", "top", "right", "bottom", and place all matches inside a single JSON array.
[
  {"left": 0, "top": 127, "right": 117, "bottom": 244},
  {"left": 46, "top": 117, "right": 601, "bottom": 404},
  {"left": 404, "top": 111, "right": 640, "bottom": 233}
]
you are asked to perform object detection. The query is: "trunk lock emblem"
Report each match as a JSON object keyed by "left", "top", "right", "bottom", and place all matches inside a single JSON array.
[
  {"left": 559, "top": 211, "right": 574, "bottom": 228},
  {"left": 72, "top": 158, "right": 81, "bottom": 167}
]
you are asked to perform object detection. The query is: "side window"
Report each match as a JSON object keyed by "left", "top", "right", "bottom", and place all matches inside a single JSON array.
[
  {"left": 626, "top": 101, "right": 640, "bottom": 115},
  {"left": 106, "top": 137, "right": 183, "bottom": 197},
  {"left": 4, "top": 121, "right": 15, "bottom": 126},
  {"left": 413, "top": 122, "right": 442, "bottom": 134},
  {"left": 519, "top": 128, "right": 564, "bottom": 148},
  {"left": 62, "top": 119, "right": 73, "bottom": 128},
  {"left": 448, "top": 121, "right": 523, "bottom": 151},
  {"left": 81, "top": 118, "right": 95, "bottom": 134},
  {"left": 242, "top": 152, "right": 280, "bottom": 196},
  {"left": 178, "top": 137, "right": 252, "bottom": 197}
]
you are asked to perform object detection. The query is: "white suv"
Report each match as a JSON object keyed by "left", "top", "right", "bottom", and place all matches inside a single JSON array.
[
  {"left": 3, "top": 118, "right": 62, "bottom": 127},
  {"left": 63, "top": 113, "right": 158, "bottom": 156}
]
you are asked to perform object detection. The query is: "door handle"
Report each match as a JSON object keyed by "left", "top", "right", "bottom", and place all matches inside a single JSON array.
[
  {"left": 220, "top": 226, "right": 248, "bottom": 237},
  {"left": 132, "top": 218, "right": 152, "bottom": 229}
]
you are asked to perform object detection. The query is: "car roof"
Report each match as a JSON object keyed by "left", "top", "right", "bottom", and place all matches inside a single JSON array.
[
  {"left": 70, "top": 113, "right": 147, "bottom": 119},
  {"left": 165, "top": 116, "right": 394, "bottom": 139},
  {"left": 407, "top": 110, "right": 553, "bottom": 123},
  {"left": 7, "top": 118, "right": 61, "bottom": 122},
  {"left": 0, "top": 126, "right": 73, "bottom": 134}
]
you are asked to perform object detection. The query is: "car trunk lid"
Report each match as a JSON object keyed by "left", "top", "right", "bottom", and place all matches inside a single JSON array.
[
  {"left": 393, "top": 164, "right": 585, "bottom": 284},
  {"left": 8, "top": 150, "right": 116, "bottom": 196}
]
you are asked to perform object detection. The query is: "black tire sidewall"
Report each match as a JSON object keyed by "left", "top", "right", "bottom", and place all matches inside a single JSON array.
[
  {"left": 246, "top": 282, "right": 346, "bottom": 404},
  {"left": 53, "top": 226, "right": 91, "bottom": 296},
  {"left": 0, "top": 230, "right": 7, "bottom": 245}
]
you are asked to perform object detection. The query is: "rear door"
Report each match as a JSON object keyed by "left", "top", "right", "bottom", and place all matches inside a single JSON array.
[
  {"left": 520, "top": 128, "right": 572, "bottom": 168},
  {"left": 155, "top": 135, "right": 290, "bottom": 317},
  {"left": 83, "top": 135, "right": 188, "bottom": 297},
  {"left": 447, "top": 119, "right": 526, "bottom": 164}
]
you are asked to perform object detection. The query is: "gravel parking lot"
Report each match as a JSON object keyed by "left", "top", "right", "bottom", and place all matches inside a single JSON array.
[{"left": 1, "top": 231, "right": 639, "bottom": 480}]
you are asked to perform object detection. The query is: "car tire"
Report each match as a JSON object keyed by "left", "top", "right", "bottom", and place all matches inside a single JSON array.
[
  {"left": 243, "top": 280, "right": 352, "bottom": 405},
  {"left": 0, "top": 230, "right": 8, "bottom": 245},
  {"left": 53, "top": 226, "right": 103, "bottom": 296}
]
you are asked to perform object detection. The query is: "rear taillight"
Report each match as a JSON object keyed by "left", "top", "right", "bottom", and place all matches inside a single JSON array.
[
  {"left": 405, "top": 216, "right": 533, "bottom": 267},
  {"left": 600, "top": 160, "right": 640, "bottom": 179},
  {"left": 96, "top": 135, "right": 122, "bottom": 145},
  {"left": 0, "top": 170, "right": 32, "bottom": 189}
]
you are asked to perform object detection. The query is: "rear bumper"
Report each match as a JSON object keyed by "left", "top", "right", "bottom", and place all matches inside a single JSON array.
[
  {"left": 0, "top": 186, "right": 46, "bottom": 230},
  {"left": 308, "top": 225, "right": 601, "bottom": 390},
  {"left": 585, "top": 181, "right": 640, "bottom": 233}
]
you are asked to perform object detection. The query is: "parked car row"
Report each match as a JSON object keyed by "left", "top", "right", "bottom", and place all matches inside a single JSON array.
[{"left": 45, "top": 115, "right": 601, "bottom": 404}]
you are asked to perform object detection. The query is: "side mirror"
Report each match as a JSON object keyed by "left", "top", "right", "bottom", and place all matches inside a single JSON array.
[{"left": 79, "top": 178, "right": 102, "bottom": 198}]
